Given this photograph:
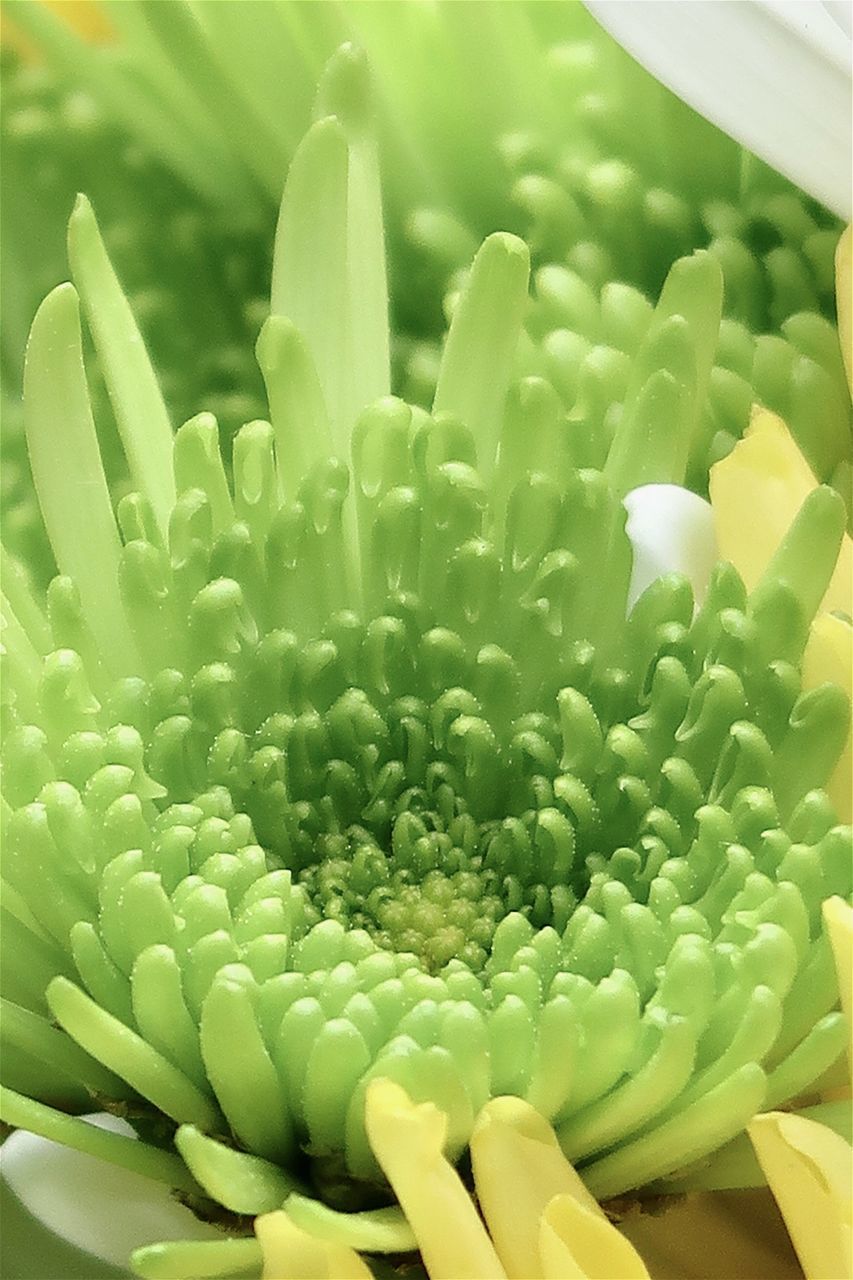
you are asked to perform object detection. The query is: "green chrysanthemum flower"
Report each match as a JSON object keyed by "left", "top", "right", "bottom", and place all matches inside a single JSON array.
[{"left": 1, "top": 40, "right": 851, "bottom": 1280}]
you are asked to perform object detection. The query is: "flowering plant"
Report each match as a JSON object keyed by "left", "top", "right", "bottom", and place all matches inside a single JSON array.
[{"left": 0, "top": 5, "right": 850, "bottom": 1279}]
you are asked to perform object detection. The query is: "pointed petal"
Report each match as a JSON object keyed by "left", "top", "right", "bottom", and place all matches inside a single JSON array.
[
  {"left": 23, "top": 283, "right": 138, "bottom": 673},
  {"left": 284, "top": 1193, "right": 416, "bottom": 1254},
  {"left": 271, "top": 116, "right": 349, "bottom": 448},
  {"left": 314, "top": 44, "right": 390, "bottom": 430},
  {"left": 433, "top": 233, "right": 530, "bottom": 476},
  {"left": 68, "top": 194, "right": 175, "bottom": 540},
  {"left": 131, "top": 1236, "right": 261, "bottom": 1280},
  {"left": 175, "top": 1125, "right": 299, "bottom": 1216}
]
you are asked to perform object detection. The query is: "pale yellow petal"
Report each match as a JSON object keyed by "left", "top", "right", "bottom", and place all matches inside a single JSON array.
[
  {"left": 1, "top": 0, "right": 113, "bottom": 56},
  {"left": 837, "top": 226, "right": 852, "bottom": 396},
  {"left": 748, "top": 1112, "right": 853, "bottom": 1280},
  {"left": 44, "top": 0, "right": 113, "bottom": 40},
  {"left": 709, "top": 406, "right": 852, "bottom": 614},
  {"left": 802, "top": 614, "right": 852, "bottom": 822},
  {"left": 255, "top": 1210, "right": 372, "bottom": 1280},
  {"left": 538, "top": 1193, "right": 650, "bottom": 1280},
  {"left": 364, "top": 1078, "right": 506, "bottom": 1280},
  {"left": 470, "top": 1096, "right": 648, "bottom": 1280},
  {"left": 470, "top": 1097, "right": 597, "bottom": 1279}
]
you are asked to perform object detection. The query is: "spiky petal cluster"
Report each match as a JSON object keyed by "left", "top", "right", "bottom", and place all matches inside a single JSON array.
[
  {"left": 0, "top": 48, "right": 271, "bottom": 581},
  {"left": 3, "top": 3, "right": 850, "bottom": 585}
]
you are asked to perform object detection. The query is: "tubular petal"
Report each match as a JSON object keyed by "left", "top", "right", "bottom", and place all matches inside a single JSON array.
[
  {"left": 364, "top": 1078, "right": 506, "bottom": 1280},
  {"left": 538, "top": 1193, "right": 649, "bottom": 1280},
  {"left": 709, "top": 407, "right": 852, "bottom": 612},
  {"left": 471, "top": 1096, "right": 646, "bottom": 1280},
  {"left": 254, "top": 1210, "right": 373, "bottom": 1280},
  {"left": 748, "top": 1112, "right": 853, "bottom": 1280}
]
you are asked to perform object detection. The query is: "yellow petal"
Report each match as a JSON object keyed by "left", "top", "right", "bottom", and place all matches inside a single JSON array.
[
  {"left": 255, "top": 1210, "right": 372, "bottom": 1280},
  {"left": 470, "top": 1097, "right": 595, "bottom": 1279},
  {"left": 802, "top": 614, "right": 852, "bottom": 822},
  {"left": 1, "top": 1, "right": 112, "bottom": 56},
  {"left": 837, "top": 226, "right": 852, "bottom": 397},
  {"left": 364, "top": 1078, "right": 506, "bottom": 1280},
  {"left": 709, "top": 406, "right": 852, "bottom": 615},
  {"left": 470, "top": 1096, "right": 648, "bottom": 1280},
  {"left": 748, "top": 1112, "right": 853, "bottom": 1280},
  {"left": 539, "top": 1194, "right": 650, "bottom": 1280},
  {"left": 44, "top": 0, "right": 113, "bottom": 41}
]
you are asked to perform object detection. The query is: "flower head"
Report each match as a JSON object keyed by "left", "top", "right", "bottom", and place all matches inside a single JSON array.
[{"left": 1, "top": 13, "right": 852, "bottom": 1280}]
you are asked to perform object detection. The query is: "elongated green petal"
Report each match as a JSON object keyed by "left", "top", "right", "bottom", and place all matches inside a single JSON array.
[
  {"left": 285, "top": 1192, "right": 417, "bottom": 1253},
  {"left": 557, "top": 1016, "right": 696, "bottom": 1161},
  {"left": 175, "top": 1124, "right": 300, "bottom": 1215},
  {"left": 68, "top": 194, "right": 175, "bottom": 540},
  {"left": 271, "top": 117, "right": 349, "bottom": 447},
  {"left": 199, "top": 972, "right": 294, "bottom": 1162},
  {"left": 751, "top": 485, "right": 847, "bottom": 627},
  {"left": 315, "top": 43, "right": 390, "bottom": 433},
  {"left": 433, "top": 233, "right": 530, "bottom": 475},
  {"left": 606, "top": 369, "right": 691, "bottom": 495},
  {"left": 0, "top": 1087, "right": 199, "bottom": 1193},
  {"left": 661, "top": 1099, "right": 852, "bottom": 1192},
  {"left": 583, "top": 1063, "right": 767, "bottom": 1198},
  {"left": 47, "top": 977, "right": 221, "bottom": 1131},
  {"left": 130, "top": 1238, "right": 262, "bottom": 1280},
  {"left": 256, "top": 316, "right": 332, "bottom": 500},
  {"left": 0, "top": 997, "right": 128, "bottom": 1099},
  {"left": 23, "top": 284, "right": 137, "bottom": 673},
  {"left": 763, "top": 1012, "right": 849, "bottom": 1109}
]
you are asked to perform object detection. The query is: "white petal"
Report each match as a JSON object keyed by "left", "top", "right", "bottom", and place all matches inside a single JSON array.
[
  {"left": 0, "top": 1114, "right": 221, "bottom": 1268},
  {"left": 624, "top": 483, "right": 718, "bottom": 611},
  {"left": 823, "top": 1, "right": 852, "bottom": 40},
  {"left": 584, "top": 0, "right": 852, "bottom": 219}
]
